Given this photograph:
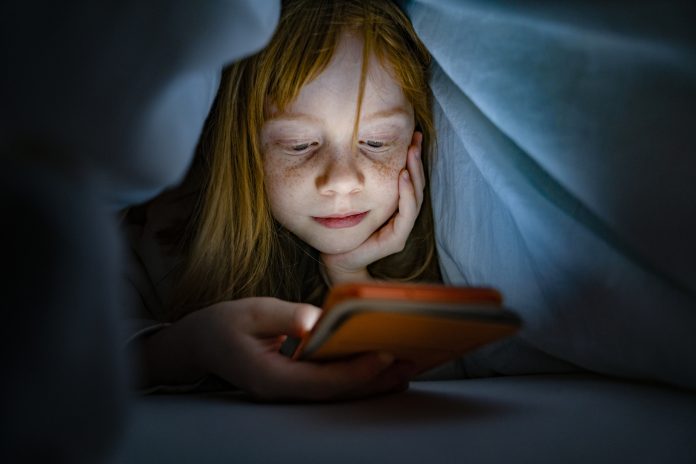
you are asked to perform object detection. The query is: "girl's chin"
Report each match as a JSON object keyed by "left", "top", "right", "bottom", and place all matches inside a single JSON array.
[
  {"left": 309, "top": 237, "right": 368, "bottom": 255},
  {"left": 314, "top": 243, "right": 361, "bottom": 255}
]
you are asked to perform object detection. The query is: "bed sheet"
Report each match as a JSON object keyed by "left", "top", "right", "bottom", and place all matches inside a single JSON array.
[{"left": 116, "top": 374, "right": 696, "bottom": 464}]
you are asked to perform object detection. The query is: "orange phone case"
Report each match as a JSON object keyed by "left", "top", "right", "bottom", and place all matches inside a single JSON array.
[{"left": 292, "top": 282, "right": 521, "bottom": 375}]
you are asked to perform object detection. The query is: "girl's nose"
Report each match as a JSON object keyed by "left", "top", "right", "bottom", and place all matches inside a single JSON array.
[{"left": 316, "top": 152, "right": 364, "bottom": 196}]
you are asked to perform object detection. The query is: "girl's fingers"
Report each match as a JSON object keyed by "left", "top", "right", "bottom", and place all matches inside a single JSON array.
[
  {"left": 341, "top": 360, "right": 416, "bottom": 400},
  {"left": 407, "top": 131, "right": 425, "bottom": 209},
  {"left": 390, "top": 169, "right": 418, "bottom": 251},
  {"left": 273, "top": 355, "right": 416, "bottom": 402},
  {"left": 367, "top": 132, "right": 424, "bottom": 256},
  {"left": 238, "top": 298, "right": 321, "bottom": 338},
  {"left": 255, "top": 351, "right": 398, "bottom": 401}
]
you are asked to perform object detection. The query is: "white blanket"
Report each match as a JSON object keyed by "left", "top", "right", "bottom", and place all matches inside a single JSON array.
[{"left": 407, "top": 0, "right": 696, "bottom": 388}]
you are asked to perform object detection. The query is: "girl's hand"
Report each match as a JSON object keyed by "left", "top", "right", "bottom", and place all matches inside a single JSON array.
[
  {"left": 321, "top": 131, "right": 425, "bottom": 284},
  {"left": 158, "top": 297, "right": 414, "bottom": 401}
]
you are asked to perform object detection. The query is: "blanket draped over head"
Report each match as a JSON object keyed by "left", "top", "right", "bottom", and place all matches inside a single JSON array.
[{"left": 405, "top": 0, "right": 696, "bottom": 388}]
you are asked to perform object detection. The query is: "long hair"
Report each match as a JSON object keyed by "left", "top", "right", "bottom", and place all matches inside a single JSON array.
[{"left": 166, "top": 0, "right": 440, "bottom": 320}]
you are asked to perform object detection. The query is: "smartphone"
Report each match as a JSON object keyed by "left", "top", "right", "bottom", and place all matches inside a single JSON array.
[{"left": 287, "top": 282, "right": 522, "bottom": 375}]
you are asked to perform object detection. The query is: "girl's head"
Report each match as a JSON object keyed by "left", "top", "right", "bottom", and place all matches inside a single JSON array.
[
  {"left": 172, "top": 0, "right": 439, "bottom": 317},
  {"left": 263, "top": 28, "right": 417, "bottom": 255}
]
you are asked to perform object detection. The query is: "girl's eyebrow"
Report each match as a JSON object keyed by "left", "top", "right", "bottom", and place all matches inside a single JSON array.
[
  {"left": 362, "top": 106, "right": 411, "bottom": 122},
  {"left": 267, "top": 112, "right": 321, "bottom": 124}
]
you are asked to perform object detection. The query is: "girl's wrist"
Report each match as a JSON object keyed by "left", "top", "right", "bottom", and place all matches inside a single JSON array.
[{"left": 326, "top": 266, "right": 372, "bottom": 285}]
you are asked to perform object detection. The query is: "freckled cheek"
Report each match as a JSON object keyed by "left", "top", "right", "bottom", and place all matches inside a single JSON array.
[
  {"left": 365, "top": 153, "right": 405, "bottom": 208},
  {"left": 263, "top": 162, "right": 306, "bottom": 213},
  {"left": 371, "top": 143, "right": 408, "bottom": 178}
]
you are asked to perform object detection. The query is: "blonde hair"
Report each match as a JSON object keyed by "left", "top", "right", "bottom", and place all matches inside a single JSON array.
[{"left": 167, "top": 0, "right": 440, "bottom": 320}]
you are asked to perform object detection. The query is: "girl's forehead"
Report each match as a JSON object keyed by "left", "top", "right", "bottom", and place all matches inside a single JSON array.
[{"left": 269, "top": 32, "right": 412, "bottom": 121}]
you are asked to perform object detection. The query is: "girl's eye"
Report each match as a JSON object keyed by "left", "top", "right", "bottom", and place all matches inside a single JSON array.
[
  {"left": 285, "top": 141, "right": 318, "bottom": 154},
  {"left": 292, "top": 143, "right": 309, "bottom": 151},
  {"left": 359, "top": 140, "right": 389, "bottom": 152}
]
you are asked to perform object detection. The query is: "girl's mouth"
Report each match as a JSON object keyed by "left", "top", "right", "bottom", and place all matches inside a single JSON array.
[{"left": 312, "top": 211, "right": 369, "bottom": 229}]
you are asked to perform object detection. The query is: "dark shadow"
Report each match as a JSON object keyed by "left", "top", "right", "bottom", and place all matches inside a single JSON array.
[
  {"left": 308, "top": 388, "right": 517, "bottom": 426},
  {"left": 182, "top": 382, "right": 518, "bottom": 426}
]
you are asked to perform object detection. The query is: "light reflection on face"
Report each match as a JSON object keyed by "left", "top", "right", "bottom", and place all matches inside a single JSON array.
[{"left": 262, "top": 32, "right": 415, "bottom": 254}]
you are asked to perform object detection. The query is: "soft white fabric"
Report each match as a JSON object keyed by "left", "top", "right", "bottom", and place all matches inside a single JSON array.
[{"left": 407, "top": 0, "right": 696, "bottom": 388}]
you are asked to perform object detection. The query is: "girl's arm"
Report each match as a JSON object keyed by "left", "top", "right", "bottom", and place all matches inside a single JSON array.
[{"left": 135, "top": 297, "right": 416, "bottom": 401}]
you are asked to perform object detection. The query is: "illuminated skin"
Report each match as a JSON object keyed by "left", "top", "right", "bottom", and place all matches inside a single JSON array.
[{"left": 262, "top": 32, "right": 425, "bottom": 282}]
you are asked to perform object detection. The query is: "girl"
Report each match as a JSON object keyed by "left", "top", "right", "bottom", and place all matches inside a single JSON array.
[{"left": 124, "top": 0, "right": 441, "bottom": 401}]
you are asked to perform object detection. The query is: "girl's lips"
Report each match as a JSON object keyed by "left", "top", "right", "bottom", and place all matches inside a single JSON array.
[{"left": 312, "top": 211, "right": 369, "bottom": 229}]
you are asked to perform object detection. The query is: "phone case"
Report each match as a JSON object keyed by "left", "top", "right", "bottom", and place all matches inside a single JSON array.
[{"left": 292, "top": 282, "right": 521, "bottom": 375}]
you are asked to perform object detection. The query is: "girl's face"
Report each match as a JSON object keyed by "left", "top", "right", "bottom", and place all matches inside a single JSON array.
[{"left": 262, "top": 32, "right": 415, "bottom": 254}]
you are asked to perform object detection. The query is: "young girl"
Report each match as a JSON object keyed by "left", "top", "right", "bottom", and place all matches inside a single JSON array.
[{"left": 123, "top": 0, "right": 441, "bottom": 401}]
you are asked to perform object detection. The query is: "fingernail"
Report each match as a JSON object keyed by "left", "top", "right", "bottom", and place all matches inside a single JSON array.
[{"left": 377, "top": 352, "right": 395, "bottom": 366}]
